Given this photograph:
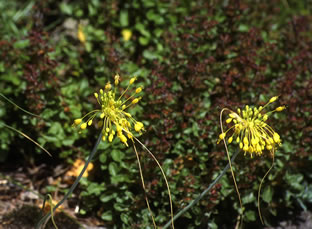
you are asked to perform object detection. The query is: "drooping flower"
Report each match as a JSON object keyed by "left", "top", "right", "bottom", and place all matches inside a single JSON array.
[
  {"left": 73, "top": 74, "right": 144, "bottom": 147},
  {"left": 218, "top": 96, "right": 285, "bottom": 157}
]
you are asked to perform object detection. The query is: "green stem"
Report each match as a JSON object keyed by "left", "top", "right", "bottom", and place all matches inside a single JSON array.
[
  {"left": 162, "top": 150, "right": 239, "bottom": 229},
  {"left": 0, "top": 93, "right": 41, "bottom": 119},
  {"left": 35, "top": 132, "right": 103, "bottom": 229}
]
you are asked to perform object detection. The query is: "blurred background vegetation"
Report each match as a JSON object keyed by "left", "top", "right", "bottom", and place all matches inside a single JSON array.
[{"left": 1, "top": 0, "right": 312, "bottom": 228}]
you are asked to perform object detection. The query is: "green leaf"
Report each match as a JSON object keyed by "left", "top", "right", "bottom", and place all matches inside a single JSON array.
[
  {"left": 262, "top": 186, "right": 273, "bottom": 203},
  {"left": 143, "top": 50, "right": 159, "bottom": 60},
  {"left": 120, "top": 213, "right": 129, "bottom": 224},
  {"left": 79, "top": 209, "right": 86, "bottom": 215},
  {"left": 285, "top": 172, "right": 304, "bottom": 190},
  {"left": 139, "top": 36, "right": 149, "bottom": 46},
  {"left": 100, "top": 193, "right": 116, "bottom": 203},
  {"left": 111, "top": 174, "right": 130, "bottom": 184},
  {"left": 111, "top": 149, "right": 124, "bottom": 162},
  {"left": 135, "top": 23, "right": 150, "bottom": 37},
  {"left": 101, "top": 210, "right": 112, "bottom": 221},
  {"left": 238, "top": 24, "right": 249, "bottom": 32},
  {"left": 48, "top": 122, "right": 63, "bottom": 135},
  {"left": 62, "top": 138, "right": 75, "bottom": 146},
  {"left": 242, "top": 192, "right": 255, "bottom": 204},
  {"left": 87, "top": 183, "right": 105, "bottom": 195},
  {"left": 120, "top": 10, "right": 129, "bottom": 27},
  {"left": 59, "top": 2, "right": 72, "bottom": 15},
  {"left": 114, "top": 202, "right": 128, "bottom": 212},
  {"left": 245, "top": 210, "right": 256, "bottom": 221},
  {"left": 13, "top": 39, "right": 29, "bottom": 49},
  {"left": 99, "top": 153, "right": 107, "bottom": 163},
  {"left": 108, "top": 162, "right": 119, "bottom": 176}
]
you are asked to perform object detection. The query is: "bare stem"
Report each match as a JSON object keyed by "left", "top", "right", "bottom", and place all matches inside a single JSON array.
[
  {"left": 35, "top": 132, "right": 103, "bottom": 229},
  {"left": 162, "top": 150, "right": 239, "bottom": 229}
]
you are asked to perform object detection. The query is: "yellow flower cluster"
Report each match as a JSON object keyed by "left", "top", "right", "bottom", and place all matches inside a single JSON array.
[
  {"left": 218, "top": 96, "right": 285, "bottom": 157},
  {"left": 73, "top": 74, "right": 144, "bottom": 146}
]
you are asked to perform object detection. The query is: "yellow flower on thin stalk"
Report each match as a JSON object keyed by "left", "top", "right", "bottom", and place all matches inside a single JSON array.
[
  {"left": 73, "top": 75, "right": 174, "bottom": 229},
  {"left": 218, "top": 96, "right": 285, "bottom": 225}
]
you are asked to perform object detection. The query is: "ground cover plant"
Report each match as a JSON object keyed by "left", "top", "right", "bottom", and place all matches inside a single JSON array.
[{"left": 1, "top": 0, "right": 312, "bottom": 228}]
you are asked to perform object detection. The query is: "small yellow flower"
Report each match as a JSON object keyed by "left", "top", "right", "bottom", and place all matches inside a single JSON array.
[
  {"left": 73, "top": 75, "right": 144, "bottom": 146},
  {"left": 122, "top": 29, "right": 132, "bottom": 41},
  {"left": 218, "top": 96, "right": 285, "bottom": 157},
  {"left": 77, "top": 24, "right": 86, "bottom": 43}
]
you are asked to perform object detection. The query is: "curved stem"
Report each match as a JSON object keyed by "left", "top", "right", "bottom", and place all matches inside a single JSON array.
[
  {"left": 132, "top": 141, "right": 157, "bottom": 228},
  {"left": 131, "top": 135, "right": 175, "bottom": 229},
  {"left": 3, "top": 123, "right": 52, "bottom": 157},
  {"left": 163, "top": 150, "right": 239, "bottom": 229},
  {"left": 0, "top": 93, "right": 42, "bottom": 119},
  {"left": 258, "top": 154, "right": 275, "bottom": 225},
  {"left": 35, "top": 132, "right": 103, "bottom": 229},
  {"left": 220, "top": 108, "right": 243, "bottom": 212}
]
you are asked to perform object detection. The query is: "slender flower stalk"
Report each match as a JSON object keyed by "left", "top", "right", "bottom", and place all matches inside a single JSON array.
[
  {"left": 36, "top": 132, "right": 103, "bottom": 229},
  {"left": 162, "top": 150, "right": 240, "bottom": 229}
]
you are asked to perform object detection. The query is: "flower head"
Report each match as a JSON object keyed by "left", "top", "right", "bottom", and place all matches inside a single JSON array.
[
  {"left": 73, "top": 75, "right": 144, "bottom": 146},
  {"left": 218, "top": 96, "right": 285, "bottom": 157}
]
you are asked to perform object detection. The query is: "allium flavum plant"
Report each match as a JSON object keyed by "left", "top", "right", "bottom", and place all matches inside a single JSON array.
[
  {"left": 73, "top": 74, "right": 144, "bottom": 146},
  {"left": 218, "top": 96, "right": 285, "bottom": 224},
  {"left": 72, "top": 74, "right": 174, "bottom": 229}
]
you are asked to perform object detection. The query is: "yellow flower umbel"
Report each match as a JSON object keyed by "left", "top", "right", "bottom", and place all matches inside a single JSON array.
[
  {"left": 73, "top": 74, "right": 144, "bottom": 147},
  {"left": 218, "top": 96, "right": 285, "bottom": 157}
]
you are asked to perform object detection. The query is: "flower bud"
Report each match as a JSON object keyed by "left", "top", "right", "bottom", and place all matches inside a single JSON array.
[
  {"left": 115, "top": 74, "right": 120, "bottom": 85},
  {"left": 275, "top": 106, "right": 286, "bottom": 112},
  {"left": 135, "top": 87, "right": 142, "bottom": 93},
  {"left": 269, "top": 96, "right": 278, "bottom": 103},
  {"left": 74, "top": 119, "right": 82, "bottom": 125},
  {"left": 135, "top": 122, "right": 144, "bottom": 132},
  {"left": 132, "top": 98, "right": 139, "bottom": 104},
  {"left": 226, "top": 118, "right": 232, "bottom": 123},
  {"left": 105, "top": 83, "right": 112, "bottom": 90},
  {"left": 219, "top": 133, "right": 226, "bottom": 140},
  {"left": 80, "top": 123, "right": 87, "bottom": 129},
  {"left": 129, "top": 77, "right": 136, "bottom": 85}
]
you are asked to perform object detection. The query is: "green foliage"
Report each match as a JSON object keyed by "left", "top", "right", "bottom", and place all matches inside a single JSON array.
[{"left": 1, "top": 0, "right": 312, "bottom": 228}]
